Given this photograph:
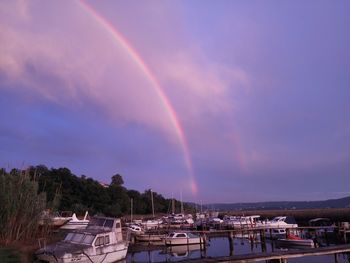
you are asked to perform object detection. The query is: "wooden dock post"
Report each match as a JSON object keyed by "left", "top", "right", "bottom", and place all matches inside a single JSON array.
[
  {"left": 228, "top": 231, "right": 234, "bottom": 256},
  {"left": 147, "top": 250, "right": 151, "bottom": 263},
  {"left": 334, "top": 253, "right": 339, "bottom": 263},
  {"left": 249, "top": 232, "right": 254, "bottom": 252},
  {"left": 344, "top": 229, "right": 348, "bottom": 244},
  {"left": 260, "top": 229, "right": 267, "bottom": 252},
  {"left": 200, "top": 232, "right": 207, "bottom": 252}
]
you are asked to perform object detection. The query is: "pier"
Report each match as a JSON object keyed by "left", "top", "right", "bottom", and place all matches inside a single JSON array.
[
  {"left": 176, "top": 244, "right": 350, "bottom": 262},
  {"left": 128, "top": 224, "right": 350, "bottom": 262}
]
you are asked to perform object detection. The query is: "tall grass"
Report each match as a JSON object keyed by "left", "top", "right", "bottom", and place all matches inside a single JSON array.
[{"left": 0, "top": 169, "right": 46, "bottom": 245}]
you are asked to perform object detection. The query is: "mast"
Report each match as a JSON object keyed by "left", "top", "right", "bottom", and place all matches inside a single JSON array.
[
  {"left": 172, "top": 193, "right": 175, "bottom": 215},
  {"left": 130, "top": 198, "right": 133, "bottom": 222},
  {"left": 180, "top": 190, "right": 184, "bottom": 214},
  {"left": 151, "top": 189, "right": 155, "bottom": 218}
]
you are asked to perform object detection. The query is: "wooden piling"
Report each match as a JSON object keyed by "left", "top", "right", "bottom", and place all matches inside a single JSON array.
[
  {"left": 334, "top": 253, "right": 339, "bottom": 263},
  {"left": 228, "top": 231, "right": 234, "bottom": 256},
  {"left": 260, "top": 229, "right": 267, "bottom": 252},
  {"left": 345, "top": 230, "right": 348, "bottom": 244}
]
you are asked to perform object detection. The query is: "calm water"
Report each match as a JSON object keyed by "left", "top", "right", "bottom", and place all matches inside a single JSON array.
[{"left": 126, "top": 237, "right": 350, "bottom": 263}]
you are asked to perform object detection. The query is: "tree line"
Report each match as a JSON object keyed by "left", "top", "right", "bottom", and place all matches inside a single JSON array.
[{"left": 1, "top": 165, "right": 193, "bottom": 219}]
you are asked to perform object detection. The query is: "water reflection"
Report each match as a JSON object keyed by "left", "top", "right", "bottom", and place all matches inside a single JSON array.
[{"left": 126, "top": 237, "right": 350, "bottom": 263}]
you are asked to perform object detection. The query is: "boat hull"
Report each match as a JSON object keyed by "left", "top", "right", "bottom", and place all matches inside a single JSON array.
[
  {"left": 60, "top": 223, "right": 89, "bottom": 230},
  {"left": 36, "top": 244, "right": 128, "bottom": 263},
  {"left": 276, "top": 238, "right": 315, "bottom": 248},
  {"left": 164, "top": 237, "right": 204, "bottom": 246},
  {"left": 135, "top": 234, "right": 165, "bottom": 242}
]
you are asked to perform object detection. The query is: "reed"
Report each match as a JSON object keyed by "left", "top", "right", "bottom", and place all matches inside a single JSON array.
[{"left": 0, "top": 169, "right": 46, "bottom": 245}]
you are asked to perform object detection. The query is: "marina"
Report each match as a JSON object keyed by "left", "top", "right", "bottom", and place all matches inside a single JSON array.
[{"left": 124, "top": 219, "right": 350, "bottom": 263}]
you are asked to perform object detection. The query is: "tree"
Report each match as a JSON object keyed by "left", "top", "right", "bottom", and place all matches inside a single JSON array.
[{"left": 110, "top": 174, "right": 124, "bottom": 186}]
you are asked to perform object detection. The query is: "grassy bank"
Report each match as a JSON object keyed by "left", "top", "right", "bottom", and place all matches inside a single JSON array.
[{"left": 0, "top": 248, "right": 21, "bottom": 263}]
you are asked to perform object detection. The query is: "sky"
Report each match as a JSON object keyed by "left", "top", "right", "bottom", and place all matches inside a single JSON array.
[{"left": 1, "top": 0, "right": 350, "bottom": 203}]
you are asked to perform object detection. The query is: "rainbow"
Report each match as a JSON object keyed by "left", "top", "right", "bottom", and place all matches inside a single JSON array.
[{"left": 78, "top": 1, "right": 198, "bottom": 194}]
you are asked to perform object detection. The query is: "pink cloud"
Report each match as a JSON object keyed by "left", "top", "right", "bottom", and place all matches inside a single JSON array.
[{"left": 0, "top": 1, "right": 178, "bottom": 137}]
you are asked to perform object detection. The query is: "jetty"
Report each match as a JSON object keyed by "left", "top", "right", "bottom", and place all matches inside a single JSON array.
[
  {"left": 128, "top": 224, "right": 350, "bottom": 262},
  {"left": 177, "top": 244, "right": 350, "bottom": 263}
]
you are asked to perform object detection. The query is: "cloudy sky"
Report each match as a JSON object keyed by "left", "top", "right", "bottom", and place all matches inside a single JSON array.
[{"left": 1, "top": 0, "right": 350, "bottom": 203}]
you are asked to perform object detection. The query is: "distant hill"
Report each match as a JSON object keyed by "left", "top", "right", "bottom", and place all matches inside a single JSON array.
[{"left": 203, "top": 196, "right": 350, "bottom": 211}]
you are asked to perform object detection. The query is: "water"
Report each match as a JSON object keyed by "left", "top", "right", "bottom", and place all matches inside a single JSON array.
[{"left": 126, "top": 237, "right": 350, "bottom": 263}]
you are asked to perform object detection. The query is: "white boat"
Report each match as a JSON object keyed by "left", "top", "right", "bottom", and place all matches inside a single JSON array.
[
  {"left": 141, "top": 219, "right": 163, "bottom": 230},
  {"left": 223, "top": 215, "right": 261, "bottom": 229},
  {"left": 135, "top": 233, "right": 166, "bottom": 243},
  {"left": 127, "top": 224, "right": 144, "bottom": 234},
  {"left": 165, "top": 214, "right": 194, "bottom": 225},
  {"left": 163, "top": 232, "right": 204, "bottom": 246},
  {"left": 60, "top": 211, "right": 89, "bottom": 230},
  {"left": 36, "top": 216, "right": 128, "bottom": 263},
  {"left": 262, "top": 216, "right": 298, "bottom": 239},
  {"left": 276, "top": 234, "right": 315, "bottom": 248},
  {"left": 39, "top": 211, "right": 73, "bottom": 227}
]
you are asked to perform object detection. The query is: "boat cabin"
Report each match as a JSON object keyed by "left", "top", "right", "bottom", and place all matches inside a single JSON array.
[{"left": 36, "top": 217, "right": 128, "bottom": 263}]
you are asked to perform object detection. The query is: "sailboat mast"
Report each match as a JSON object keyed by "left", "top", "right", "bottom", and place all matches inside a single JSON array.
[
  {"left": 151, "top": 189, "right": 155, "bottom": 218},
  {"left": 180, "top": 190, "right": 184, "bottom": 214},
  {"left": 130, "top": 198, "right": 133, "bottom": 222},
  {"left": 171, "top": 193, "right": 175, "bottom": 214}
]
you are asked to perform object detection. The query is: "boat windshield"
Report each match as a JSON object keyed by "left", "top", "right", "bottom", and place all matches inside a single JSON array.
[{"left": 64, "top": 233, "right": 96, "bottom": 245}]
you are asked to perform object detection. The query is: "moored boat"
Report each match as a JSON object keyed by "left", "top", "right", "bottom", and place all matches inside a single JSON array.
[
  {"left": 276, "top": 234, "right": 315, "bottom": 248},
  {"left": 135, "top": 232, "right": 166, "bottom": 243},
  {"left": 141, "top": 219, "right": 163, "bottom": 230},
  {"left": 163, "top": 232, "right": 204, "bottom": 246},
  {"left": 223, "top": 215, "right": 261, "bottom": 229},
  {"left": 308, "top": 218, "right": 335, "bottom": 234},
  {"left": 36, "top": 216, "right": 128, "bottom": 263},
  {"left": 39, "top": 211, "right": 73, "bottom": 227},
  {"left": 60, "top": 211, "right": 89, "bottom": 230},
  {"left": 127, "top": 224, "right": 144, "bottom": 234},
  {"left": 262, "top": 216, "right": 298, "bottom": 239}
]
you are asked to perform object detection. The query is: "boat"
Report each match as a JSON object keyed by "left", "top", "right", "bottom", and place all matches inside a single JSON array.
[
  {"left": 140, "top": 190, "right": 164, "bottom": 230},
  {"left": 141, "top": 219, "right": 163, "bottom": 230},
  {"left": 39, "top": 211, "right": 73, "bottom": 227},
  {"left": 163, "top": 232, "right": 204, "bottom": 246},
  {"left": 134, "top": 232, "right": 166, "bottom": 244},
  {"left": 127, "top": 224, "right": 144, "bottom": 234},
  {"left": 262, "top": 216, "right": 298, "bottom": 239},
  {"left": 60, "top": 211, "right": 89, "bottom": 230},
  {"left": 223, "top": 215, "right": 261, "bottom": 229},
  {"left": 36, "top": 216, "right": 128, "bottom": 263},
  {"left": 308, "top": 218, "right": 335, "bottom": 234},
  {"left": 276, "top": 234, "right": 315, "bottom": 248}
]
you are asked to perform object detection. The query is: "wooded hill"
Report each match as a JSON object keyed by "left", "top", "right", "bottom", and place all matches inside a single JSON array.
[
  {"left": 0, "top": 165, "right": 192, "bottom": 217},
  {"left": 205, "top": 196, "right": 350, "bottom": 211}
]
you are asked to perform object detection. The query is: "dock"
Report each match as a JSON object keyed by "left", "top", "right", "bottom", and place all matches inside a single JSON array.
[
  {"left": 177, "top": 244, "right": 350, "bottom": 263},
  {"left": 127, "top": 224, "right": 350, "bottom": 262}
]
